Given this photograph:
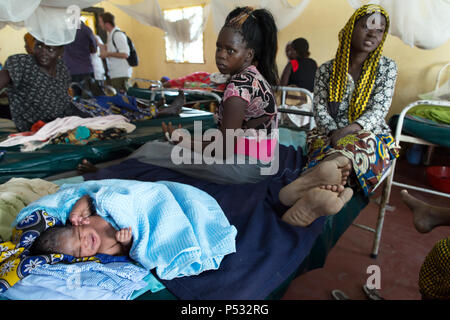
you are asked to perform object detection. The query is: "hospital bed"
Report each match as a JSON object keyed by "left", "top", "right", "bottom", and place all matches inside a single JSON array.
[
  {"left": 0, "top": 144, "right": 369, "bottom": 300},
  {"left": 0, "top": 86, "right": 372, "bottom": 300},
  {"left": 0, "top": 108, "right": 215, "bottom": 184},
  {"left": 360, "top": 61, "right": 450, "bottom": 257},
  {"left": 364, "top": 99, "right": 450, "bottom": 257},
  {"left": 274, "top": 85, "right": 315, "bottom": 131},
  {"left": 127, "top": 83, "right": 223, "bottom": 113}
]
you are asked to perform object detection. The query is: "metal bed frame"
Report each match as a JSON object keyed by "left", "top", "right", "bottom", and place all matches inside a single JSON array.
[
  {"left": 362, "top": 62, "right": 450, "bottom": 258},
  {"left": 274, "top": 85, "right": 315, "bottom": 131},
  {"left": 365, "top": 99, "right": 450, "bottom": 258}
]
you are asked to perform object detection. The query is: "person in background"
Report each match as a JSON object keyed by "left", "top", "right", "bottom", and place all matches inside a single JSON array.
[
  {"left": 332, "top": 190, "right": 450, "bottom": 300},
  {"left": 280, "top": 37, "right": 317, "bottom": 92},
  {"left": 0, "top": 40, "right": 91, "bottom": 131},
  {"left": 98, "top": 12, "right": 132, "bottom": 94},
  {"left": 400, "top": 190, "right": 450, "bottom": 300},
  {"left": 91, "top": 34, "right": 106, "bottom": 88},
  {"left": 63, "top": 21, "right": 98, "bottom": 97}
]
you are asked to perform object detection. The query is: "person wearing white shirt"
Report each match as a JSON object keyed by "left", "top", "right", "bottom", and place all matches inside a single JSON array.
[
  {"left": 98, "top": 12, "right": 132, "bottom": 93},
  {"left": 91, "top": 35, "right": 106, "bottom": 84}
]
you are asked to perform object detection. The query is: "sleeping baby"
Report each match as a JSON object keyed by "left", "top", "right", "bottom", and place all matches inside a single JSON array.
[{"left": 30, "top": 195, "right": 133, "bottom": 258}]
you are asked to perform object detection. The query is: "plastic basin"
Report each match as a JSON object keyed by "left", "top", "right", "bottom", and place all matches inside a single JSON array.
[{"left": 426, "top": 166, "right": 450, "bottom": 194}]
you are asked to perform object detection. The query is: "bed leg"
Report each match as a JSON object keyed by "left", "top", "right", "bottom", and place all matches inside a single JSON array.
[
  {"left": 423, "top": 145, "right": 434, "bottom": 166},
  {"left": 371, "top": 164, "right": 394, "bottom": 259}
]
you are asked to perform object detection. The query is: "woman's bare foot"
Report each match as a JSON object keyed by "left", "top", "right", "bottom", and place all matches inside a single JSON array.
[
  {"left": 77, "top": 159, "right": 98, "bottom": 174},
  {"left": 279, "top": 155, "right": 352, "bottom": 207},
  {"left": 401, "top": 190, "right": 450, "bottom": 233},
  {"left": 157, "top": 90, "right": 184, "bottom": 117},
  {"left": 282, "top": 187, "right": 354, "bottom": 227}
]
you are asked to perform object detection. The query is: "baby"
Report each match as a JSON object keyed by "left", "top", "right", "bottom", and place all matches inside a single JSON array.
[{"left": 31, "top": 195, "right": 132, "bottom": 258}]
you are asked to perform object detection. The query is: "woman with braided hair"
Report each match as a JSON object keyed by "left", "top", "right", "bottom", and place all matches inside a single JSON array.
[
  {"left": 87, "top": 6, "right": 283, "bottom": 185},
  {"left": 280, "top": 5, "right": 400, "bottom": 212}
]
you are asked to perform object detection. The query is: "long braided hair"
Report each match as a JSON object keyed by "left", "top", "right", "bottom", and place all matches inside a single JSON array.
[
  {"left": 328, "top": 4, "right": 390, "bottom": 122},
  {"left": 224, "top": 6, "right": 279, "bottom": 86}
]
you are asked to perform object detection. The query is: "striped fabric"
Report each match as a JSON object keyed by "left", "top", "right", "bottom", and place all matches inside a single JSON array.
[{"left": 419, "top": 237, "right": 450, "bottom": 300}]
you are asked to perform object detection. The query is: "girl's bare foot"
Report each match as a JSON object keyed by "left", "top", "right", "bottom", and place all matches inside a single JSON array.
[
  {"left": 77, "top": 159, "right": 98, "bottom": 174},
  {"left": 281, "top": 187, "right": 354, "bottom": 227},
  {"left": 401, "top": 190, "right": 449, "bottom": 233},
  {"left": 279, "top": 155, "right": 351, "bottom": 206}
]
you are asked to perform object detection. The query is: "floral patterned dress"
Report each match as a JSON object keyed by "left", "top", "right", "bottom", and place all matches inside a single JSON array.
[
  {"left": 307, "top": 56, "right": 400, "bottom": 195},
  {"left": 217, "top": 65, "right": 277, "bottom": 132},
  {"left": 216, "top": 65, "right": 278, "bottom": 161}
]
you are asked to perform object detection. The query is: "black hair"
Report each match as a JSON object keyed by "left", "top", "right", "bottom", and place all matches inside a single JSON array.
[
  {"left": 291, "top": 38, "right": 309, "bottom": 58},
  {"left": 224, "top": 7, "right": 279, "bottom": 86},
  {"left": 29, "top": 226, "right": 71, "bottom": 256},
  {"left": 100, "top": 12, "right": 115, "bottom": 27}
]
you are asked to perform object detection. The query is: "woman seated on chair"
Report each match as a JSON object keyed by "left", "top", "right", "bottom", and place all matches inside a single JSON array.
[{"left": 282, "top": 4, "right": 400, "bottom": 205}]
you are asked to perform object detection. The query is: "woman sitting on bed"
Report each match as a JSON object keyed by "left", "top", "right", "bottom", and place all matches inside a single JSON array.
[
  {"left": 84, "top": 6, "right": 281, "bottom": 185},
  {"left": 280, "top": 4, "right": 400, "bottom": 211},
  {"left": 0, "top": 40, "right": 182, "bottom": 132}
]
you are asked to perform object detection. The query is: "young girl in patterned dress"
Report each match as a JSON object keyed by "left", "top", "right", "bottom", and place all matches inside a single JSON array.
[
  {"left": 280, "top": 5, "right": 400, "bottom": 214},
  {"left": 111, "top": 6, "right": 281, "bottom": 185}
]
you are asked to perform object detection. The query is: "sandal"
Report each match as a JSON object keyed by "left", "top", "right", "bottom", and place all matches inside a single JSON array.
[
  {"left": 362, "top": 284, "right": 385, "bottom": 300},
  {"left": 331, "top": 289, "right": 351, "bottom": 300}
]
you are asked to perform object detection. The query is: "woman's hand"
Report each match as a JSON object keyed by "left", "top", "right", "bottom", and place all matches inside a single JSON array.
[{"left": 329, "top": 123, "right": 362, "bottom": 147}]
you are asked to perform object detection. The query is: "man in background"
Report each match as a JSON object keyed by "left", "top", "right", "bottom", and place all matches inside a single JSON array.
[
  {"left": 63, "top": 20, "right": 98, "bottom": 97},
  {"left": 98, "top": 12, "right": 132, "bottom": 93}
]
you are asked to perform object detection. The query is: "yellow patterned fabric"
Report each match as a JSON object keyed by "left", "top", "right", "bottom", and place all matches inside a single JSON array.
[
  {"left": 329, "top": 4, "right": 390, "bottom": 123},
  {"left": 419, "top": 237, "right": 450, "bottom": 300}
]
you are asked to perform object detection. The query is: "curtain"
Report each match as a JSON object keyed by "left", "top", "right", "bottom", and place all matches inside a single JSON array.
[
  {"left": 347, "top": 0, "right": 450, "bottom": 49},
  {"left": 0, "top": 0, "right": 102, "bottom": 45},
  {"left": 210, "top": 0, "right": 311, "bottom": 33}
]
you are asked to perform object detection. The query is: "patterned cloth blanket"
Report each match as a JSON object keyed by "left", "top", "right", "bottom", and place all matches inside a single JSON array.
[
  {"left": 13, "top": 179, "right": 237, "bottom": 281},
  {"left": 0, "top": 178, "right": 59, "bottom": 241},
  {"left": 72, "top": 94, "right": 157, "bottom": 121}
]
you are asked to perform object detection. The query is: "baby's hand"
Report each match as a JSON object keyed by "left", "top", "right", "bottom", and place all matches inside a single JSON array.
[
  {"left": 70, "top": 215, "right": 90, "bottom": 226},
  {"left": 116, "top": 227, "right": 133, "bottom": 245},
  {"left": 69, "top": 195, "right": 92, "bottom": 226}
]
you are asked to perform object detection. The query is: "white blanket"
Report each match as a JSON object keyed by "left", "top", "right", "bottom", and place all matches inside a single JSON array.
[{"left": 0, "top": 115, "right": 136, "bottom": 152}]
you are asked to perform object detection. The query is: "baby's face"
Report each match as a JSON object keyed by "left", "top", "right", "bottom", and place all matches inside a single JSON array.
[{"left": 59, "top": 225, "right": 101, "bottom": 258}]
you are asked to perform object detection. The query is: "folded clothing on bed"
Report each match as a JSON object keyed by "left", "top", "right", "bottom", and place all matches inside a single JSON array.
[
  {"left": 0, "top": 115, "right": 136, "bottom": 152},
  {"left": 14, "top": 179, "right": 237, "bottom": 280}
]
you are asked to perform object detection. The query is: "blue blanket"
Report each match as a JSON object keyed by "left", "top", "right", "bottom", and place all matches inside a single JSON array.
[
  {"left": 14, "top": 179, "right": 237, "bottom": 280},
  {"left": 84, "top": 145, "right": 337, "bottom": 299}
]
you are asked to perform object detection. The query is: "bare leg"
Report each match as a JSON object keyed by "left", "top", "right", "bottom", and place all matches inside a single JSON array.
[
  {"left": 279, "top": 155, "right": 351, "bottom": 207},
  {"left": 157, "top": 90, "right": 185, "bottom": 117},
  {"left": 401, "top": 190, "right": 450, "bottom": 233},
  {"left": 282, "top": 187, "right": 354, "bottom": 227}
]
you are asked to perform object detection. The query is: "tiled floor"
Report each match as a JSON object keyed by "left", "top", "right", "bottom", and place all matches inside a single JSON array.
[{"left": 282, "top": 147, "right": 450, "bottom": 300}]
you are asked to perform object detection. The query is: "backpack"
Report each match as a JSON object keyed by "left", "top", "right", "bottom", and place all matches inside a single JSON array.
[{"left": 112, "top": 30, "right": 139, "bottom": 67}]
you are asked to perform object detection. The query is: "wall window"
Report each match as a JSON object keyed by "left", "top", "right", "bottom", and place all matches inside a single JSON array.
[{"left": 164, "top": 6, "right": 204, "bottom": 63}]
